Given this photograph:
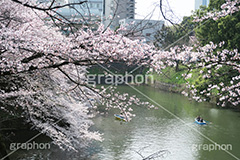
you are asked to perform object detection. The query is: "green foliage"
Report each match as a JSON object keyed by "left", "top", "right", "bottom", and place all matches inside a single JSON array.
[
  {"left": 154, "top": 16, "right": 196, "bottom": 50},
  {"left": 208, "top": 0, "right": 226, "bottom": 10},
  {"left": 195, "top": 0, "right": 240, "bottom": 50}
]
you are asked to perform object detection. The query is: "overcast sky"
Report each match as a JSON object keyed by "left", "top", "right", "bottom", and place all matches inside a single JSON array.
[{"left": 135, "top": 0, "right": 195, "bottom": 22}]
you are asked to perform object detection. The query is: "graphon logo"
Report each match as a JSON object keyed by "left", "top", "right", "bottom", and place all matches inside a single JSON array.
[
  {"left": 192, "top": 143, "right": 232, "bottom": 152},
  {"left": 87, "top": 72, "right": 154, "bottom": 86},
  {"left": 9, "top": 141, "right": 51, "bottom": 150}
]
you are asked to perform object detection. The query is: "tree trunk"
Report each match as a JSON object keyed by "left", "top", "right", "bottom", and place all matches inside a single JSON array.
[{"left": 175, "top": 60, "right": 179, "bottom": 72}]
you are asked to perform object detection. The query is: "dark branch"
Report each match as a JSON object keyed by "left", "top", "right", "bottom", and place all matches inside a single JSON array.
[{"left": 11, "top": 0, "right": 87, "bottom": 11}]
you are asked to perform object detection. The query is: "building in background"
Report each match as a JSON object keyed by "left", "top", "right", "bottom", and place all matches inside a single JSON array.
[
  {"left": 103, "top": 0, "right": 164, "bottom": 44},
  {"left": 119, "top": 18, "right": 164, "bottom": 44},
  {"left": 103, "top": 0, "right": 135, "bottom": 30},
  {"left": 57, "top": 0, "right": 103, "bottom": 23},
  {"left": 41, "top": 0, "right": 163, "bottom": 44},
  {"left": 195, "top": 0, "right": 210, "bottom": 10}
]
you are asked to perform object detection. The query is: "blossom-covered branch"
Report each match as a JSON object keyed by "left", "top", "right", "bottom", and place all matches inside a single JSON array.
[
  {"left": 0, "top": 0, "right": 155, "bottom": 151},
  {"left": 194, "top": 0, "right": 240, "bottom": 22},
  {"left": 151, "top": 42, "right": 240, "bottom": 107}
]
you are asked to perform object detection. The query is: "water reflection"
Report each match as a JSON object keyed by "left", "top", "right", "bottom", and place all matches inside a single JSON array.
[{"left": 93, "top": 86, "right": 240, "bottom": 160}]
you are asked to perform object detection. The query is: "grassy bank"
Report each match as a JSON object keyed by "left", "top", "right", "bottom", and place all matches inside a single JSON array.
[
  {"left": 151, "top": 65, "right": 202, "bottom": 85},
  {"left": 150, "top": 66, "right": 225, "bottom": 106}
]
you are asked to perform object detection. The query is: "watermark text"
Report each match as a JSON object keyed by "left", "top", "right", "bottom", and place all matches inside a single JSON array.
[
  {"left": 87, "top": 72, "right": 154, "bottom": 86},
  {"left": 10, "top": 141, "right": 51, "bottom": 151},
  {"left": 192, "top": 143, "right": 232, "bottom": 152}
]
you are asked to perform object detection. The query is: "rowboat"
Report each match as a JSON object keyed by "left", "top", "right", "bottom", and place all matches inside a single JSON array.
[
  {"left": 114, "top": 114, "right": 127, "bottom": 122},
  {"left": 195, "top": 118, "right": 206, "bottom": 125}
]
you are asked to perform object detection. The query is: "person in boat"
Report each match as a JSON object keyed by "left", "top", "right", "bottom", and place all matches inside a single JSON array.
[
  {"left": 196, "top": 116, "right": 201, "bottom": 121},
  {"left": 200, "top": 118, "right": 203, "bottom": 122},
  {"left": 120, "top": 111, "right": 125, "bottom": 119},
  {"left": 120, "top": 111, "right": 123, "bottom": 116}
]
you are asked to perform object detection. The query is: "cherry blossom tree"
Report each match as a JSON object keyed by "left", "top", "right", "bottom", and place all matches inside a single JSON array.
[
  {"left": 151, "top": 0, "right": 240, "bottom": 107},
  {"left": 153, "top": 43, "right": 240, "bottom": 106},
  {"left": 0, "top": 0, "right": 153, "bottom": 151},
  {"left": 151, "top": 42, "right": 239, "bottom": 107},
  {"left": 1, "top": 0, "right": 239, "bottom": 155}
]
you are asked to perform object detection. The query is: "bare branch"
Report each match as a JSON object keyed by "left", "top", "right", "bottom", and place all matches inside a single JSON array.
[{"left": 11, "top": 0, "right": 87, "bottom": 11}]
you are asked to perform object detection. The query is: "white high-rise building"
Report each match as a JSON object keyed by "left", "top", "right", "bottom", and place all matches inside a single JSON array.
[
  {"left": 103, "top": 0, "right": 135, "bottom": 29},
  {"left": 195, "top": 0, "right": 210, "bottom": 10}
]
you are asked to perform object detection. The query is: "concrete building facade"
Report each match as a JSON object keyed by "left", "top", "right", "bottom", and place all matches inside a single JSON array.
[{"left": 103, "top": 0, "right": 135, "bottom": 29}]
